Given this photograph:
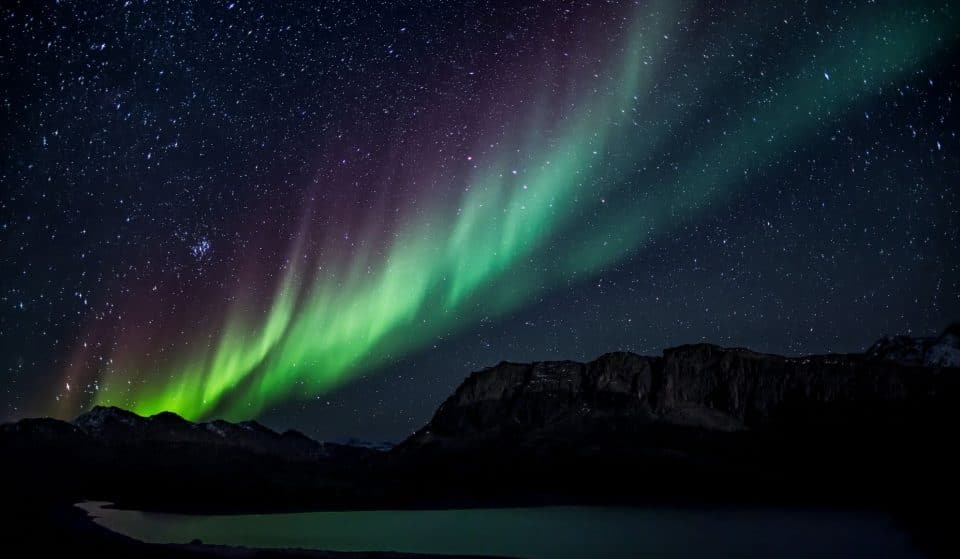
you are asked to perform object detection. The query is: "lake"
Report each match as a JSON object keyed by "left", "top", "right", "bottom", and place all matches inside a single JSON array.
[{"left": 77, "top": 501, "right": 923, "bottom": 558}]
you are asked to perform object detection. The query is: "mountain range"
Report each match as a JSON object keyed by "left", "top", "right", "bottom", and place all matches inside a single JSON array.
[{"left": 2, "top": 324, "right": 959, "bottom": 512}]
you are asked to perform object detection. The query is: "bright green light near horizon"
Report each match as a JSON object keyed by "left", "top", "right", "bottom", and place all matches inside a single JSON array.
[{"left": 95, "top": 3, "right": 956, "bottom": 421}]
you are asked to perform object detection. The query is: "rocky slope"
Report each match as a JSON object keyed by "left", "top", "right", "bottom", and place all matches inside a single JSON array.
[
  {"left": 867, "top": 323, "right": 960, "bottom": 367},
  {"left": 3, "top": 404, "right": 378, "bottom": 462},
  {"left": 1, "top": 406, "right": 382, "bottom": 510},
  {"left": 390, "top": 325, "right": 960, "bottom": 505},
  {"left": 70, "top": 405, "right": 370, "bottom": 460}
]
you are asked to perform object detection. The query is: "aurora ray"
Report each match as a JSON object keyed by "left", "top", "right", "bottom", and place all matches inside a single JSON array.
[{"left": 62, "top": 1, "right": 957, "bottom": 421}]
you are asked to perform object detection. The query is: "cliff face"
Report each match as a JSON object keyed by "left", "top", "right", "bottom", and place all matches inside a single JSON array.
[
  {"left": 408, "top": 343, "right": 948, "bottom": 446},
  {"left": 391, "top": 332, "right": 958, "bottom": 504}
]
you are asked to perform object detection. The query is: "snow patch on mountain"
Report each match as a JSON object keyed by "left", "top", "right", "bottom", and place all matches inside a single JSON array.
[{"left": 867, "top": 323, "right": 960, "bottom": 368}]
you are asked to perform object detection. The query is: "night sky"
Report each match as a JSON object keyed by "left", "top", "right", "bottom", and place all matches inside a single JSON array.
[{"left": 1, "top": 1, "right": 958, "bottom": 442}]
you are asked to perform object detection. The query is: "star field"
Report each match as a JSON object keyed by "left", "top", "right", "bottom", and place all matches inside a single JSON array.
[{"left": 1, "top": 1, "right": 958, "bottom": 441}]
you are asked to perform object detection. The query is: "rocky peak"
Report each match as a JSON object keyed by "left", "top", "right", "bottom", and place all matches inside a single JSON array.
[
  {"left": 45, "top": 405, "right": 379, "bottom": 461},
  {"left": 150, "top": 410, "right": 191, "bottom": 425},
  {"left": 867, "top": 323, "right": 960, "bottom": 368},
  {"left": 1, "top": 417, "right": 85, "bottom": 439},
  {"left": 73, "top": 405, "right": 145, "bottom": 434},
  {"left": 238, "top": 420, "right": 274, "bottom": 435}
]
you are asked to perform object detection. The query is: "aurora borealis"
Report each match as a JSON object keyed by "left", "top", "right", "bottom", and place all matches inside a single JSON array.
[{"left": 2, "top": 1, "right": 959, "bottom": 438}]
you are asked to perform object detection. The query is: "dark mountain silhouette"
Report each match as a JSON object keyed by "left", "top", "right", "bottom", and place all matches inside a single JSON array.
[
  {"left": 380, "top": 329, "right": 958, "bottom": 506},
  {"left": 4, "top": 324, "right": 960, "bottom": 509},
  {"left": 71, "top": 405, "right": 371, "bottom": 460},
  {"left": 1, "top": 404, "right": 381, "bottom": 511}
]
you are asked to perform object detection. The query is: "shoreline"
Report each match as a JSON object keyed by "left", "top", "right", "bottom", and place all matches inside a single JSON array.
[
  {"left": 73, "top": 499, "right": 933, "bottom": 559},
  {"left": 1, "top": 488, "right": 948, "bottom": 558},
  {"left": 7, "top": 500, "right": 511, "bottom": 559}
]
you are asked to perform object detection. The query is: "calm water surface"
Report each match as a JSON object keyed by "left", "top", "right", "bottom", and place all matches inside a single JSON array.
[{"left": 78, "top": 501, "right": 923, "bottom": 559}]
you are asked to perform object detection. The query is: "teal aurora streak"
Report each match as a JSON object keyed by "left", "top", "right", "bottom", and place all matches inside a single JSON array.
[{"left": 86, "top": 2, "right": 955, "bottom": 420}]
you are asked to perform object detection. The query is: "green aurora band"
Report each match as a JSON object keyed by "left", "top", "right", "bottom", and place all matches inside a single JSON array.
[{"left": 90, "top": 2, "right": 956, "bottom": 420}]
